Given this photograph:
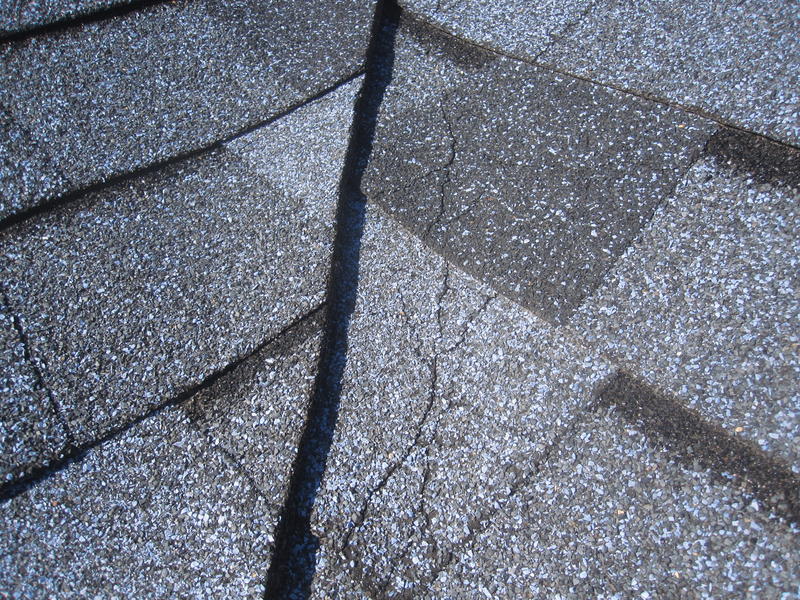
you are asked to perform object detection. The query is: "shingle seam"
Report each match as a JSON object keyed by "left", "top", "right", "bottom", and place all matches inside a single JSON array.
[
  {"left": 0, "top": 0, "right": 180, "bottom": 44},
  {"left": 400, "top": 10, "right": 800, "bottom": 153},
  {"left": 0, "top": 302, "right": 325, "bottom": 503},
  {"left": 262, "top": 1, "right": 402, "bottom": 595},
  {"left": 0, "top": 69, "right": 365, "bottom": 234},
  {"left": 598, "top": 371, "right": 800, "bottom": 525}
]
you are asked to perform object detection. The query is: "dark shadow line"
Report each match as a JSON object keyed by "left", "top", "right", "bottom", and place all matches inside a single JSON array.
[
  {"left": 0, "top": 303, "right": 325, "bottom": 503},
  {"left": 0, "top": 0, "right": 178, "bottom": 44},
  {"left": 0, "top": 71, "right": 364, "bottom": 234},
  {"left": 599, "top": 372, "right": 800, "bottom": 524},
  {"left": 262, "top": 1, "right": 401, "bottom": 598}
]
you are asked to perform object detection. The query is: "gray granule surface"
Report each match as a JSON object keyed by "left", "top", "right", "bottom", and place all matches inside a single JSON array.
[
  {"left": 401, "top": 0, "right": 593, "bottom": 58},
  {"left": 572, "top": 154, "right": 800, "bottom": 469},
  {"left": 184, "top": 309, "right": 323, "bottom": 504},
  {"left": 0, "top": 0, "right": 373, "bottom": 219},
  {"left": 363, "top": 17, "right": 715, "bottom": 324},
  {"left": 539, "top": 0, "right": 800, "bottom": 145},
  {"left": 435, "top": 406, "right": 800, "bottom": 599},
  {"left": 0, "top": 408, "right": 274, "bottom": 599},
  {"left": 0, "top": 0, "right": 136, "bottom": 35},
  {"left": 0, "top": 299, "right": 67, "bottom": 483},
  {"left": 0, "top": 104, "right": 69, "bottom": 219},
  {"left": 309, "top": 204, "right": 613, "bottom": 597},
  {"left": 0, "top": 77, "right": 358, "bottom": 450}
]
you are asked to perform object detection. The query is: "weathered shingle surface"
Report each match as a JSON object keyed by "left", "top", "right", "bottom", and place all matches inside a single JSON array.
[
  {"left": 0, "top": 0, "right": 136, "bottom": 36},
  {"left": 364, "top": 18, "right": 715, "bottom": 323},
  {"left": 0, "top": 0, "right": 372, "bottom": 220},
  {"left": 1, "top": 0, "right": 799, "bottom": 597}
]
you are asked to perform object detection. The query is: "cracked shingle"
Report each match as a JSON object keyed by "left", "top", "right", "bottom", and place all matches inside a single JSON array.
[
  {"left": 308, "top": 203, "right": 612, "bottom": 597},
  {"left": 0, "top": 297, "right": 68, "bottom": 483},
  {"left": 0, "top": 77, "right": 360, "bottom": 454},
  {"left": 363, "top": 16, "right": 715, "bottom": 323}
]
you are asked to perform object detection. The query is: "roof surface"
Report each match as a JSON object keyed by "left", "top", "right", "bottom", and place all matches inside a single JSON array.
[{"left": 1, "top": 0, "right": 798, "bottom": 598}]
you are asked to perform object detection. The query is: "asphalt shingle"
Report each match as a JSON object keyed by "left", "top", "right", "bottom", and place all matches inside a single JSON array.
[
  {"left": 308, "top": 204, "right": 613, "bottom": 597},
  {"left": 363, "top": 17, "right": 714, "bottom": 323},
  {"left": 0, "top": 77, "right": 358, "bottom": 455},
  {"left": 572, "top": 135, "right": 800, "bottom": 469},
  {"left": 402, "top": 0, "right": 591, "bottom": 58},
  {"left": 0, "top": 407, "right": 274, "bottom": 599},
  {"left": 184, "top": 309, "right": 323, "bottom": 503},
  {"left": 0, "top": 0, "right": 372, "bottom": 220},
  {"left": 0, "top": 0, "right": 136, "bottom": 36}
]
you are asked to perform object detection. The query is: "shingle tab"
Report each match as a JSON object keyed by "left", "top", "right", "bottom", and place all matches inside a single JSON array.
[
  {"left": 0, "top": 0, "right": 373, "bottom": 220},
  {"left": 540, "top": 0, "right": 800, "bottom": 145},
  {"left": 363, "top": 17, "right": 714, "bottom": 323},
  {"left": 437, "top": 406, "right": 800, "bottom": 598},
  {"left": 0, "top": 77, "right": 359, "bottom": 452},
  {"left": 401, "top": 0, "right": 800, "bottom": 145},
  {"left": 573, "top": 143, "right": 800, "bottom": 468}
]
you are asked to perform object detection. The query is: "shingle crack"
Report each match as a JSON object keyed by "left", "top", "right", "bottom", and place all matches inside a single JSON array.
[
  {"left": 1, "top": 289, "right": 74, "bottom": 451},
  {"left": 423, "top": 92, "right": 458, "bottom": 241}
]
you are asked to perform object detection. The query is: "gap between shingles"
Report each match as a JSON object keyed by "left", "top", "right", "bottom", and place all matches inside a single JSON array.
[
  {"left": 0, "top": 70, "right": 365, "bottom": 234},
  {"left": 0, "top": 302, "right": 325, "bottom": 503}
]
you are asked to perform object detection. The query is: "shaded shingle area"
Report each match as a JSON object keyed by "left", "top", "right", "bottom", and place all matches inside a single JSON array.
[
  {"left": 0, "top": 0, "right": 373, "bottom": 220},
  {"left": 0, "top": 77, "right": 359, "bottom": 466},
  {"left": 573, "top": 134, "right": 800, "bottom": 469},
  {"left": 0, "top": 0, "right": 136, "bottom": 36},
  {"left": 0, "top": 408, "right": 274, "bottom": 599},
  {"left": 0, "top": 299, "right": 67, "bottom": 483},
  {"left": 363, "top": 17, "right": 714, "bottom": 323},
  {"left": 402, "top": 0, "right": 800, "bottom": 146}
]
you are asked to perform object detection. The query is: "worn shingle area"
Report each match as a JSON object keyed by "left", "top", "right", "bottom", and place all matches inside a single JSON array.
[
  {"left": 364, "top": 17, "right": 714, "bottom": 323},
  {"left": 0, "top": 77, "right": 359, "bottom": 467},
  {"left": 0, "top": 0, "right": 373, "bottom": 220},
  {"left": 402, "top": 0, "right": 800, "bottom": 145}
]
